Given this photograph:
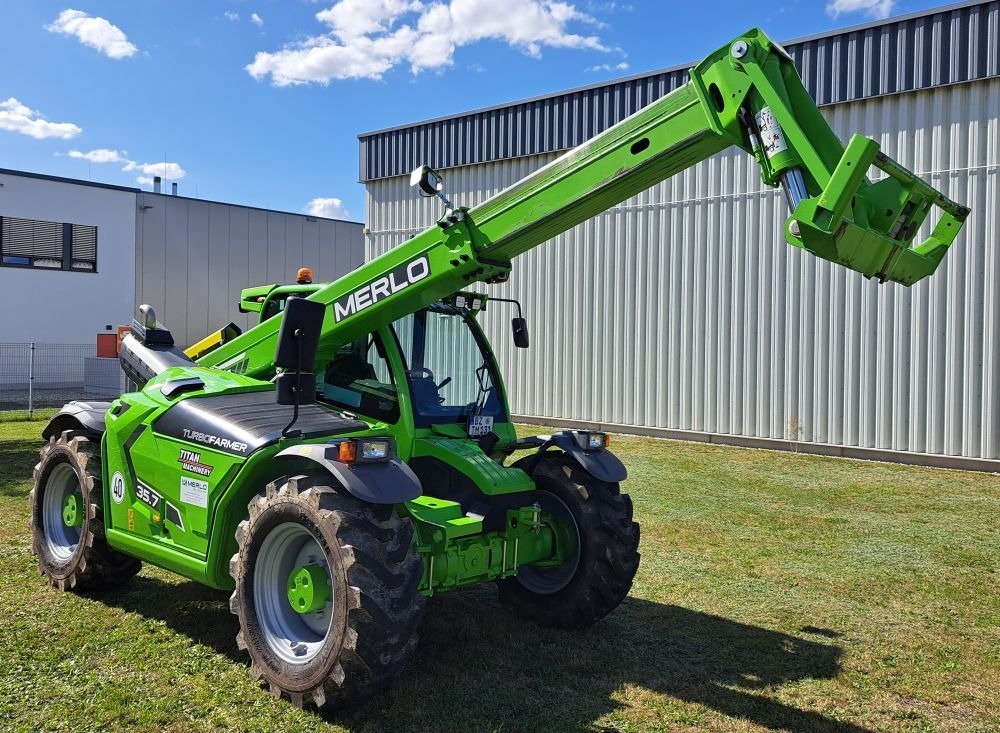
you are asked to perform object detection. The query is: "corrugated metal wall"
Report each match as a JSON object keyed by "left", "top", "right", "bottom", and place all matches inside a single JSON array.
[
  {"left": 359, "top": 0, "right": 999, "bottom": 181},
  {"left": 365, "top": 78, "right": 999, "bottom": 462},
  {"left": 135, "top": 194, "right": 363, "bottom": 348}
]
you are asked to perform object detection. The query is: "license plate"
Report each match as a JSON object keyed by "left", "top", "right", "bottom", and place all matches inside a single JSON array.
[{"left": 468, "top": 415, "right": 494, "bottom": 437}]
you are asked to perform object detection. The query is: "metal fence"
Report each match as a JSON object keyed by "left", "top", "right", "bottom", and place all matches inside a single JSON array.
[{"left": 0, "top": 343, "right": 131, "bottom": 420}]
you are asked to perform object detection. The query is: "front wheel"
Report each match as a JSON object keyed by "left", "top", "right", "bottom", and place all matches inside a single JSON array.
[
  {"left": 29, "top": 430, "right": 141, "bottom": 591},
  {"left": 229, "top": 474, "right": 424, "bottom": 709},
  {"left": 498, "top": 453, "right": 640, "bottom": 629}
]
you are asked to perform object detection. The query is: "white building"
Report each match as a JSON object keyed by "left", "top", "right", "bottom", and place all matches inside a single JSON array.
[{"left": 0, "top": 169, "right": 363, "bottom": 347}]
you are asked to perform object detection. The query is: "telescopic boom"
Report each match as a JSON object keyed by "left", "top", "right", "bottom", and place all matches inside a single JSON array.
[{"left": 200, "top": 28, "right": 968, "bottom": 379}]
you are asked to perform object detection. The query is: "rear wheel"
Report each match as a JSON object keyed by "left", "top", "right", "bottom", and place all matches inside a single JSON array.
[
  {"left": 229, "top": 473, "right": 424, "bottom": 709},
  {"left": 29, "top": 430, "right": 141, "bottom": 591},
  {"left": 498, "top": 453, "right": 640, "bottom": 629}
]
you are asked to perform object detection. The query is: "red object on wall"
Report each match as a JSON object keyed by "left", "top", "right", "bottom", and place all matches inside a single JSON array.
[
  {"left": 96, "top": 333, "right": 118, "bottom": 358},
  {"left": 116, "top": 326, "right": 131, "bottom": 354}
]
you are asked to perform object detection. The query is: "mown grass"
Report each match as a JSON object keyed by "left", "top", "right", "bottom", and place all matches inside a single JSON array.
[{"left": 0, "top": 417, "right": 997, "bottom": 732}]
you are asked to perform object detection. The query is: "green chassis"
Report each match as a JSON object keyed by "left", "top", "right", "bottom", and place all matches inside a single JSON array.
[{"left": 99, "top": 303, "right": 574, "bottom": 596}]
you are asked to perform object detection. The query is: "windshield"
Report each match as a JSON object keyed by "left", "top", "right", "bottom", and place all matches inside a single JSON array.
[{"left": 391, "top": 306, "right": 506, "bottom": 427}]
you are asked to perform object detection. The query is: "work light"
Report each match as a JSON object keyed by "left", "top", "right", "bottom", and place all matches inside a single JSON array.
[
  {"left": 360, "top": 440, "right": 390, "bottom": 461},
  {"left": 335, "top": 438, "right": 392, "bottom": 463},
  {"left": 573, "top": 431, "right": 610, "bottom": 451}
]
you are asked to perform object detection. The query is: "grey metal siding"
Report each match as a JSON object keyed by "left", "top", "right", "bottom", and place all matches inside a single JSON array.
[
  {"left": 359, "top": 0, "right": 999, "bottom": 182},
  {"left": 135, "top": 195, "right": 363, "bottom": 347},
  {"left": 364, "top": 77, "right": 1000, "bottom": 462}
]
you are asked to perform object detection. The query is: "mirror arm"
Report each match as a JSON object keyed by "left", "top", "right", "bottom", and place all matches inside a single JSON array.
[{"left": 488, "top": 296, "right": 523, "bottom": 319}]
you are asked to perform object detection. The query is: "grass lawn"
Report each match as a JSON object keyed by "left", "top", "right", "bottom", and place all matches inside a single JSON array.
[{"left": 0, "top": 417, "right": 996, "bottom": 732}]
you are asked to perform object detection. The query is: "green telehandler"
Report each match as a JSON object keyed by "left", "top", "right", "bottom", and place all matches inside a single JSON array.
[{"left": 29, "top": 29, "right": 968, "bottom": 709}]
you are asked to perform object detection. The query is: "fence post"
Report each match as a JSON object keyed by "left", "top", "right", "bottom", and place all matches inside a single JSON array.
[{"left": 28, "top": 342, "right": 35, "bottom": 420}]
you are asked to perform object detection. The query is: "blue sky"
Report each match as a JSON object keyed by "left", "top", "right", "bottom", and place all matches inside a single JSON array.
[{"left": 0, "top": 0, "right": 950, "bottom": 221}]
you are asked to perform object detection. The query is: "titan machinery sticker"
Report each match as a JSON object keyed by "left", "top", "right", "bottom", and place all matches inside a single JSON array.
[
  {"left": 180, "top": 476, "right": 209, "bottom": 508},
  {"left": 333, "top": 256, "right": 431, "bottom": 322},
  {"left": 178, "top": 449, "right": 213, "bottom": 476}
]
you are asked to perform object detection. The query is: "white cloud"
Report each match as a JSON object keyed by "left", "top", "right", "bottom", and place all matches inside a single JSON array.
[
  {"left": 586, "top": 61, "right": 628, "bottom": 72},
  {"left": 250, "top": 12, "right": 264, "bottom": 27},
  {"left": 305, "top": 197, "right": 350, "bottom": 219},
  {"left": 0, "top": 98, "right": 82, "bottom": 139},
  {"left": 247, "top": 0, "right": 609, "bottom": 85},
  {"left": 123, "top": 161, "right": 187, "bottom": 186},
  {"left": 68, "top": 147, "right": 126, "bottom": 163},
  {"left": 46, "top": 9, "right": 138, "bottom": 59},
  {"left": 826, "top": 0, "right": 895, "bottom": 19},
  {"left": 225, "top": 11, "right": 240, "bottom": 21},
  {"left": 64, "top": 146, "right": 186, "bottom": 184}
]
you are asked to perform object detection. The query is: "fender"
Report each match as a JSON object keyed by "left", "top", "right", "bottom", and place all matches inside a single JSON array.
[
  {"left": 537, "top": 431, "right": 628, "bottom": 483},
  {"left": 42, "top": 400, "right": 113, "bottom": 440},
  {"left": 275, "top": 443, "right": 423, "bottom": 504}
]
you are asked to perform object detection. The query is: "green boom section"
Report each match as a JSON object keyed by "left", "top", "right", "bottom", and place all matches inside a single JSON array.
[{"left": 200, "top": 28, "right": 967, "bottom": 383}]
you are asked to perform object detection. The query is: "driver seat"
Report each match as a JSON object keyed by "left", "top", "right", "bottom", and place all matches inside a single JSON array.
[{"left": 409, "top": 374, "right": 442, "bottom": 410}]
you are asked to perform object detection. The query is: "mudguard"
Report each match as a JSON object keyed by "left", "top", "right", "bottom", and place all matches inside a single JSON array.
[
  {"left": 543, "top": 431, "right": 628, "bottom": 483},
  {"left": 275, "top": 443, "right": 423, "bottom": 504},
  {"left": 42, "top": 401, "right": 112, "bottom": 440}
]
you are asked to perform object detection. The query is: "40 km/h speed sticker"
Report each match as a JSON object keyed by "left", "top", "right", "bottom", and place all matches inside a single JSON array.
[{"left": 111, "top": 472, "right": 126, "bottom": 504}]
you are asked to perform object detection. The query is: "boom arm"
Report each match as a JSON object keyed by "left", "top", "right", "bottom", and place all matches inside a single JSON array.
[{"left": 201, "top": 28, "right": 969, "bottom": 379}]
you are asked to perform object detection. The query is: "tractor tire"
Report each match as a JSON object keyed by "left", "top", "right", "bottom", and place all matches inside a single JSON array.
[
  {"left": 498, "top": 453, "right": 640, "bottom": 629},
  {"left": 29, "top": 430, "right": 141, "bottom": 591},
  {"left": 229, "top": 473, "right": 424, "bottom": 709}
]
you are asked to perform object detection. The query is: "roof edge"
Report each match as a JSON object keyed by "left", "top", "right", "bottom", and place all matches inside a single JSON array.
[
  {"left": 357, "top": 0, "right": 992, "bottom": 139},
  {"left": 0, "top": 167, "right": 362, "bottom": 225}
]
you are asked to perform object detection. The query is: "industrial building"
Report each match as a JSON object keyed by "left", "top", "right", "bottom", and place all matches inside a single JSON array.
[
  {"left": 0, "top": 169, "right": 364, "bottom": 347},
  {"left": 359, "top": 0, "right": 1000, "bottom": 470},
  {"left": 0, "top": 169, "right": 362, "bottom": 407}
]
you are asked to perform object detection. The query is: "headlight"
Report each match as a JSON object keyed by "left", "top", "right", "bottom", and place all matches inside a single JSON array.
[
  {"left": 335, "top": 438, "right": 392, "bottom": 463},
  {"left": 574, "top": 431, "right": 609, "bottom": 451},
  {"left": 360, "top": 439, "right": 390, "bottom": 460}
]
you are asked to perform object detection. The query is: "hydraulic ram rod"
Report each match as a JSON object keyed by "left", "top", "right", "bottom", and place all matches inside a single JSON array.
[{"left": 201, "top": 28, "right": 968, "bottom": 380}]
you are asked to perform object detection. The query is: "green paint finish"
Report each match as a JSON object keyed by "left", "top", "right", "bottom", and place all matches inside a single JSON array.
[
  {"left": 199, "top": 29, "right": 964, "bottom": 391},
  {"left": 413, "top": 437, "right": 533, "bottom": 496},
  {"left": 405, "top": 499, "right": 571, "bottom": 595},
  {"left": 62, "top": 493, "right": 82, "bottom": 528},
  {"left": 287, "top": 565, "right": 331, "bottom": 614}
]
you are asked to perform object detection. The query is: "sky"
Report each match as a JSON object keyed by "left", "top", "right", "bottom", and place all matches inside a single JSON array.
[{"left": 0, "top": 0, "right": 954, "bottom": 221}]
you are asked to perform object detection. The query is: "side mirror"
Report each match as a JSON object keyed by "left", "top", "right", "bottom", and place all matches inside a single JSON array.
[
  {"left": 275, "top": 297, "right": 324, "bottom": 372},
  {"left": 275, "top": 298, "right": 325, "bottom": 409},
  {"left": 512, "top": 317, "right": 529, "bottom": 349}
]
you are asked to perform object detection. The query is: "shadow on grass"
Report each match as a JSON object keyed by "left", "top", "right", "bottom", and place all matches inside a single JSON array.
[
  {"left": 95, "top": 577, "right": 242, "bottom": 663},
  {"left": 95, "top": 577, "right": 868, "bottom": 732},
  {"left": 0, "top": 438, "right": 41, "bottom": 497}
]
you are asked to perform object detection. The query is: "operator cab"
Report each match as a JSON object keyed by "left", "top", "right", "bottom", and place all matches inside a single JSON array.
[{"left": 316, "top": 296, "right": 511, "bottom": 434}]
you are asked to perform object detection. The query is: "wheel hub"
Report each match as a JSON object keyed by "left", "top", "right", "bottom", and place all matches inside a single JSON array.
[
  {"left": 62, "top": 493, "right": 83, "bottom": 528},
  {"left": 287, "top": 564, "right": 330, "bottom": 614}
]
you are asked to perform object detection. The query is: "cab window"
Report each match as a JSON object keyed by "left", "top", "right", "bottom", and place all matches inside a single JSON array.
[
  {"left": 391, "top": 306, "right": 505, "bottom": 427},
  {"left": 262, "top": 296, "right": 290, "bottom": 322},
  {"left": 317, "top": 334, "right": 399, "bottom": 423}
]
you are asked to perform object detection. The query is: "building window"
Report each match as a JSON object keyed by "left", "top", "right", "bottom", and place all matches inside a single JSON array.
[{"left": 0, "top": 216, "right": 97, "bottom": 272}]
